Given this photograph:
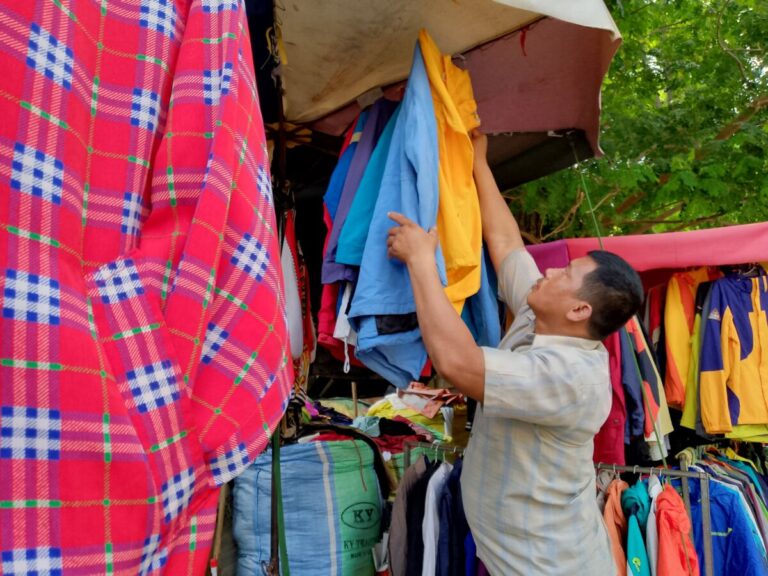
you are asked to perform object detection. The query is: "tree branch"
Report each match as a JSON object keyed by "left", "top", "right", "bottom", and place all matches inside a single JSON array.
[
  {"left": 540, "top": 189, "right": 585, "bottom": 241},
  {"left": 716, "top": 2, "right": 748, "bottom": 82}
]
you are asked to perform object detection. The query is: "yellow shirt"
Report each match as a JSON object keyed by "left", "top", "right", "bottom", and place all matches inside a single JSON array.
[{"left": 419, "top": 29, "right": 482, "bottom": 313}]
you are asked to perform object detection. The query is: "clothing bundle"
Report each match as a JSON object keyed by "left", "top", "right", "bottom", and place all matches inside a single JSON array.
[{"left": 317, "top": 30, "right": 501, "bottom": 388}]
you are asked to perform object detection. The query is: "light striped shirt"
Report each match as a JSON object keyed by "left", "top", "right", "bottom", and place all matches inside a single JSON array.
[{"left": 461, "top": 249, "right": 616, "bottom": 576}]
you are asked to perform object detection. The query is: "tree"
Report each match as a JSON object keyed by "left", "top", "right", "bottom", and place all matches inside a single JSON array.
[{"left": 510, "top": 0, "right": 768, "bottom": 242}]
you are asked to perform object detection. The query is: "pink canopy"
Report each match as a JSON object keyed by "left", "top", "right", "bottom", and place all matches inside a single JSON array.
[{"left": 527, "top": 222, "right": 768, "bottom": 273}]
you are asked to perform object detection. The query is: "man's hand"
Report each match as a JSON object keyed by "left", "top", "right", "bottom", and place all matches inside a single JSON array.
[{"left": 387, "top": 212, "right": 438, "bottom": 267}]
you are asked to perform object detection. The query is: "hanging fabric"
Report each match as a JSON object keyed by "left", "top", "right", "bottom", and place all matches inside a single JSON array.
[{"left": 0, "top": 1, "right": 293, "bottom": 573}]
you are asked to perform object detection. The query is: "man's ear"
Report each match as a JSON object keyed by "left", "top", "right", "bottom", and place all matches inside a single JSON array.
[{"left": 566, "top": 300, "right": 592, "bottom": 323}]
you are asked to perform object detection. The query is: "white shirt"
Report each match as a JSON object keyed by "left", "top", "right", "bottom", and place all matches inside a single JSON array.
[
  {"left": 421, "top": 461, "right": 453, "bottom": 576},
  {"left": 461, "top": 249, "right": 615, "bottom": 576},
  {"left": 646, "top": 475, "right": 663, "bottom": 576}
]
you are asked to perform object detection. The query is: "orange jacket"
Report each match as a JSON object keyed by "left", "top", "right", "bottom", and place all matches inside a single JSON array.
[
  {"left": 604, "top": 479, "right": 630, "bottom": 576},
  {"left": 656, "top": 485, "right": 700, "bottom": 576}
]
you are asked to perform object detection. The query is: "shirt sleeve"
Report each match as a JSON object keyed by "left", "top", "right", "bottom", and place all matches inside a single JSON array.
[
  {"left": 496, "top": 248, "right": 542, "bottom": 317},
  {"left": 481, "top": 344, "right": 605, "bottom": 427}
]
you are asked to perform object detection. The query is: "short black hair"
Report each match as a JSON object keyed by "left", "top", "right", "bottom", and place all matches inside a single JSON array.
[{"left": 578, "top": 250, "right": 643, "bottom": 340}]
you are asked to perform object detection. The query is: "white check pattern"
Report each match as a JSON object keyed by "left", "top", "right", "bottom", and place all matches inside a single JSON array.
[
  {"left": 201, "top": 322, "right": 228, "bottom": 364},
  {"left": 203, "top": 63, "right": 233, "bottom": 105},
  {"left": 125, "top": 360, "right": 180, "bottom": 414},
  {"left": 2, "top": 547, "right": 63, "bottom": 576},
  {"left": 139, "top": 0, "right": 176, "bottom": 38},
  {"left": 11, "top": 143, "right": 64, "bottom": 205},
  {"left": 94, "top": 259, "right": 145, "bottom": 304},
  {"left": 231, "top": 233, "right": 269, "bottom": 281},
  {"left": 209, "top": 442, "right": 249, "bottom": 485},
  {"left": 138, "top": 535, "right": 167, "bottom": 576},
  {"left": 26, "top": 23, "right": 73, "bottom": 90},
  {"left": 130, "top": 88, "right": 160, "bottom": 131},
  {"left": 256, "top": 165, "right": 273, "bottom": 205},
  {"left": 121, "top": 192, "right": 144, "bottom": 236},
  {"left": 201, "top": 0, "right": 240, "bottom": 13},
  {"left": 0, "top": 405, "right": 61, "bottom": 461},
  {"left": 3, "top": 269, "right": 61, "bottom": 325},
  {"left": 161, "top": 467, "right": 195, "bottom": 523}
]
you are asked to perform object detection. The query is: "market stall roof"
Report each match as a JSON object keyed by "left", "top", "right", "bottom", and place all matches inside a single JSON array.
[
  {"left": 279, "top": 0, "right": 619, "bottom": 123},
  {"left": 268, "top": 0, "right": 622, "bottom": 187}
]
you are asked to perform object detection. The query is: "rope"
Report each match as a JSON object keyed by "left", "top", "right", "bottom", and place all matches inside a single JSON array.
[{"left": 569, "top": 137, "right": 605, "bottom": 250}]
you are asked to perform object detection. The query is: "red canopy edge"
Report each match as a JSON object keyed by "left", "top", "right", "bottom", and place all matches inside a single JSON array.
[{"left": 558, "top": 222, "right": 768, "bottom": 272}]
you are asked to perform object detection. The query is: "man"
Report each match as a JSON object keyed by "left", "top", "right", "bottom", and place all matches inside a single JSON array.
[{"left": 386, "top": 132, "right": 643, "bottom": 575}]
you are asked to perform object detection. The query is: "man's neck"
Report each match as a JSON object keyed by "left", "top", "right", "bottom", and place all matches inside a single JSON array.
[{"left": 534, "top": 318, "right": 593, "bottom": 340}]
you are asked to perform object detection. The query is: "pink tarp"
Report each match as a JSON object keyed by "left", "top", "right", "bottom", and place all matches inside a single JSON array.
[{"left": 527, "top": 222, "right": 768, "bottom": 272}]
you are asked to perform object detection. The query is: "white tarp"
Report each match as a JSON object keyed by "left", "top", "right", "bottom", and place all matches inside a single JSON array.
[{"left": 278, "top": 0, "right": 620, "bottom": 123}]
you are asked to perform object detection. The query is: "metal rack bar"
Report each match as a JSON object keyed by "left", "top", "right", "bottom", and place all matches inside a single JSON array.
[{"left": 595, "top": 463, "right": 713, "bottom": 576}]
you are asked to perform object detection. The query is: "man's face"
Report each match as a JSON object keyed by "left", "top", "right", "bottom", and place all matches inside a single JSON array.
[{"left": 527, "top": 256, "right": 597, "bottom": 317}]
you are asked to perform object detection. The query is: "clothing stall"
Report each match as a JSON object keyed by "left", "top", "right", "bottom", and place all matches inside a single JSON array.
[
  {"left": 222, "top": 2, "right": 625, "bottom": 576},
  {"left": 526, "top": 223, "right": 768, "bottom": 576}
]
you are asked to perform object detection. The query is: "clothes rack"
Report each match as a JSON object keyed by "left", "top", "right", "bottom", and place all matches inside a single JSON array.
[{"left": 595, "top": 463, "right": 714, "bottom": 576}]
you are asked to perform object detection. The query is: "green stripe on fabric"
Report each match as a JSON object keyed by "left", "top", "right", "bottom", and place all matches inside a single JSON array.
[
  {"left": 100, "top": 0, "right": 108, "bottom": 16},
  {"left": 136, "top": 53, "right": 169, "bottom": 72},
  {"left": 167, "top": 166, "right": 176, "bottom": 207},
  {"left": 202, "top": 269, "right": 215, "bottom": 309},
  {"left": 0, "top": 359, "right": 62, "bottom": 370},
  {"left": 6, "top": 225, "right": 61, "bottom": 247},
  {"left": 150, "top": 430, "right": 188, "bottom": 453},
  {"left": 105, "top": 542, "right": 114, "bottom": 574},
  {"left": 234, "top": 351, "right": 258, "bottom": 385},
  {"left": 201, "top": 33, "right": 236, "bottom": 44},
  {"left": 128, "top": 155, "right": 150, "bottom": 168},
  {"left": 214, "top": 287, "right": 247, "bottom": 310},
  {"left": 189, "top": 516, "right": 198, "bottom": 551},
  {"left": 161, "top": 260, "right": 172, "bottom": 300},
  {"left": 19, "top": 101, "right": 68, "bottom": 130},
  {"left": 82, "top": 183, "right": 90, "bottom": 226},
  {"left": 90, "top": 77, "right": 100, "bottom": 116},
  {"left": 52, "top": 0, "right": 78, "bottom": 22},
  {"left": 103, "top": 413, "right": 112, "bottom": 463},
  {"left": 111, "top": 323, "right": 160, "bottom": 340},
  {"left": 0, "top": 500, "right": 62, "bottom": 508},
  {"left": 239, "top": 138, "right": 247, "bottom": 165}
]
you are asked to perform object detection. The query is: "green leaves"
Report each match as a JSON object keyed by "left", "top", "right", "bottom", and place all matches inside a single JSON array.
[{"left": 509, "top": 0, "right": 768, "bottom": 240}]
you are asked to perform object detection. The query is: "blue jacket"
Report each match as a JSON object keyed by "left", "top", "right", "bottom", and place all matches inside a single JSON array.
[
  {"left": 682, "top": 476, "right": 768, "bottom": 575},
  {"left": 323, "top": 112, "right": 368, "bottom": 221},
  {"left": 347, "top": 41, "right": 446, "bottom": 388}
]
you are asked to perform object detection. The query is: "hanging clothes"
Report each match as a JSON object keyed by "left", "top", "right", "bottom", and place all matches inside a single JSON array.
[
  {"left": 422, "top": 461, "right": 454, "bottom": 576},
  {"left": 594, "top": 330, "right": 627, "bottom": 465},
  {"left": 282, "top": 211, "right": 305, "bottom": 359},
  {"left": 622, "top": 317, "right": 674, "bottom": 460},
  {"left": 680, "top": 282, "right": 714, "bottom": 431},
  {"left": 604, "top": 479, "right": 630, "bottom": 576},
  {"left": 437, "top": 459, "right": 469, "bottom": 576},
  {"left": 0, "top": 2, "right": 293, "bottom": 574},
  {"left": 645, "top": 475, "right": 663, "bottom": 576},
  {"left": 347, "top": 36, "right": 445, "bottom": 388},
  {"left": 405, "top": 460, "right": 441, "bottom": 576},
  {"left": 323, "top": 98, "right": 399, "bottom": 284},
  {"left": 336, "top": 105, "right": 402, "bottom": 267},
  {"left": 622, "top": 482, "right": 652, "bottom": 576},
  {"left": 655, "top": 485, "right": 699, "bottom": 576},
  {"left": 418, "top": 29, "right": 483, "bottom": 312},
  {"left": 664, "top": 268, "right": 721, "bottom": 409},
  {"left": 390, "top": 456, "right": 430, "bottom": 576},
  {"left": 681, "top": 476, "right": 768, "bottom": 576},
  {"left": 700, "top": 272, "right": 768, "bottom": 434}
]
